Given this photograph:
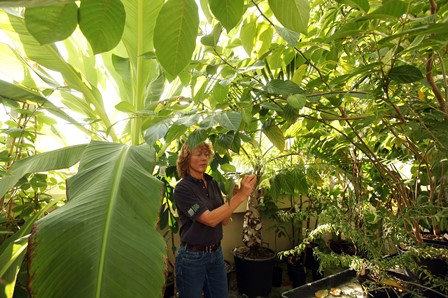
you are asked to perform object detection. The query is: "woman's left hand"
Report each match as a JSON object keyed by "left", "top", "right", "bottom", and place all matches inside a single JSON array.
[{"left": 239, "top": 174, "right": 257, "bottom": 196}]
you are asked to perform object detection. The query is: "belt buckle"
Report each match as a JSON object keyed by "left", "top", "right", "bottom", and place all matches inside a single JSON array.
[{"left": 205, "top": 244, "right": 213, "bottom": 252}]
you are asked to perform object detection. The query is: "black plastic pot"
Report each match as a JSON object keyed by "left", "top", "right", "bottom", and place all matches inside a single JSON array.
[
  {"left": 224, "top": 259, "right": 233, "bottom": 290},
  {"left": 397, "top": 242, "right": 448, "bottom": 297},
  {"left": 304, "top": 245, "right": 324, "bottom": 281},
  {"left": 406, "top": 257, "right": 448, "bottom": 297},
  {"left": 287, "top": 261, "right": 307, "bottom": 288},
  {"left": 163, "top": 277, "right": 174, "bottom": 298},
  {"left": 272, "top": 265, "right": 283, "bottom": 287},
  {"left": 233, "top": 247, "right": 276, "bottom": 298},
  {"left": 358, "top": 270, "right": 416, "bottom": 298}
]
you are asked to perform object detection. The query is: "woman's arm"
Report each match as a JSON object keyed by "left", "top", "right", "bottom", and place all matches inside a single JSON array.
[{"left": 197, "top": 175, "right": 257, "bottom": 227}]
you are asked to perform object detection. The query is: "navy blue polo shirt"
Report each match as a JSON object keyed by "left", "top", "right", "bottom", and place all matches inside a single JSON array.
[{"left": 174, "top": 173, "right": 224, "bottom": 245}]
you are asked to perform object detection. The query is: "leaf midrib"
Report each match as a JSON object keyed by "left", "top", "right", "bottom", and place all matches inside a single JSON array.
[{"left": 95, "top": 145, "right": 129, "bottom": 297}]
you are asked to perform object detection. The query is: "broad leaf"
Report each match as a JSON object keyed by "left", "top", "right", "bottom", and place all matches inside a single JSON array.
[
  {"left": 146, "top": 72, "right": 166, "bottom": 103},
  {"left": 165, "top": 124, "right": 188, "bottom": 143},
  {"left": 25, "top": 2, "right": 78, "bottom": 44},
  {"left": 200, "top": 23, "right": 222, "bottom": 47},
  {"left": 216, "top": 132, "right": 236, "bottom": 150},
  {"left": 216, "top": 111, "right": 242, "bottom": 131},
  {"left": 115, "top": 101, "right": 135, "bottom": 113},
  {"left": 389, "top": 65, "right": 424, "bottom": 84},
  {"left": 327, "top": 22, "right": 367, "bottom": 41},
  {"left": 262, "top": 124, "right": 285, "bottom": 151},
  {"left": 7, "top": 12, "right": 85, "bottom": 88},
  {"left": 268, "top": 0, "right": 309, "bottom": 35},
  {"left": 265, "top": 79, "right": 303, "bottom": 95},
  {"left": 208, "top": 0, "right": 244, "bottom": 32},
  {"left": 240, "top": 15, "right": 257, "bottom": 55},
  {"left": 360, "top": 0, "right": 407, "bottom": 20},
  {"left": 27, "top": 141, "right": 166, "bottom": 298},
  {"left": 338, "top": 0, "right": 369, "bottom": 13},
  {"left": 220, "top": 163, "right": 236, "bottom": 173},
  {"left": 287, "top": 94, "right": 306, "bottom": 110},
  {"left": 144, "top": 120, "right": 170, "bottom": 146},
  {"left": 188, "top": 129, "right": 209, "bottom": 148},
  {"left": 200, "top": 111, "right": 242, "bottom": 131},
  {"left": 78, "top": 0, "right": 126, "bottom": 54},
  {"left": 0, "top": 144, "right": 87, "bottom": 198},
  {"left": 154, "top": 0, "right": 199, "bottom": 77},
  {"left": 111, "top": 54, "right": 131, "bottom": 84},
  {"left": 275, "top": 26, "right": 301, "bottom": 47}
]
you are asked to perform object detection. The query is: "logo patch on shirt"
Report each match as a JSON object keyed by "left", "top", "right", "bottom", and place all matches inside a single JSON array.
[{"left": 187, "top": 203, "right": 200, "bottom": 217}]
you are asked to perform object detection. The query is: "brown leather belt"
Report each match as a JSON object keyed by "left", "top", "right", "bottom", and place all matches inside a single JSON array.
[{"left": 182, "top": 242, "right": 220, "bottom": 252}]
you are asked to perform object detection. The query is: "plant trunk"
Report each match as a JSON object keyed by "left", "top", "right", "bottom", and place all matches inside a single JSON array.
[{"left": 242, "top": 188, "right": 263, "bottom": 249}]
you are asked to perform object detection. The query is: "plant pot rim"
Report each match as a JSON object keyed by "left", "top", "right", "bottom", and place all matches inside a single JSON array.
[{"left": 233, "top": 246, "right": 276, "bottom": 261}]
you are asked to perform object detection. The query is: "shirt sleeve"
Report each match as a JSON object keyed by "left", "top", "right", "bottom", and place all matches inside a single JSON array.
[{"left": 174, "top": 182, "right": 207, "bottom": 221}]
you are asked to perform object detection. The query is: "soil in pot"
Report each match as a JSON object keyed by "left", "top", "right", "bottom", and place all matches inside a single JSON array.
[
  {"left": 329, "top": 239, "right": 357, "bottom": 255},
  {"left": 233, "top": 246, "right": 276, "bottom": 298}
]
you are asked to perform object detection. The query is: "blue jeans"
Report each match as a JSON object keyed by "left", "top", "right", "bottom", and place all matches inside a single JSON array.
[{"left": 175, "top": 245, "right": 228, "bottom": 298}]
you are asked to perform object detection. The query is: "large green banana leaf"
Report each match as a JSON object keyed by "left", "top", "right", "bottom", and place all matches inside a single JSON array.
[{"left": 27, "top": 141, "right": 166, "bottom": 298}]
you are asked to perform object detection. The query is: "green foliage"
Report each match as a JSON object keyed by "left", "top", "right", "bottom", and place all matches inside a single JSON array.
[
  {"left": 269, "top": 0, "right": 310, "bottom": 35},
  {"left": 1, "top": 0, "right": 448, "bottom": 296},
  {"left": 154, "top": 0, "right": 199, "bottom": 77},
  {"left": 208, "top": 0, "right": 244, "bottom": 32},
  {"left": 25, "top": 2, "right": 78, "bottom": 44},
  {"left": 78, "top": 0, "right": 125, "bottom": 54}
]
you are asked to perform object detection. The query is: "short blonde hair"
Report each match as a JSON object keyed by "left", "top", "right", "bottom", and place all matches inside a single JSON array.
[{"left": 176, "top": 142, "right": 213, "bottom": 178}]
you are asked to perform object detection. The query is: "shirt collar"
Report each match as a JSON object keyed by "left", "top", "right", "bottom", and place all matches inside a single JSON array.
[{"left": 185, "top": 173, "right": 212, "bottom": 184}]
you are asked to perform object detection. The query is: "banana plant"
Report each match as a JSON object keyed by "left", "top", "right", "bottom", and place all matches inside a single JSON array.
[{"left": 0, "top": 0, "right": 174, "bottom": 296}]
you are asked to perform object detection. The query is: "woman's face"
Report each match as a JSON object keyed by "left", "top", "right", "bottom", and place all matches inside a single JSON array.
[{"left": 188, "top": 147, "right": 210, "bottom": 176}]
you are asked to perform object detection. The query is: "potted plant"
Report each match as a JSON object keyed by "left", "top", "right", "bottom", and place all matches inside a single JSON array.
[
  {"left": 267, "top": 163, "right": 332, "bottom": 286},
  {"left": 232, "top": 166, "right": 277, "bottom": 298},
  {"left": 226, "top": 132, "right": 291, "bottom": 297}
]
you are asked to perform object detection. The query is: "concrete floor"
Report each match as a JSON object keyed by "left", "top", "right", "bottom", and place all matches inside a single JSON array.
[{"left": 227, "top": 261, "right": 301, "bottom": 298}]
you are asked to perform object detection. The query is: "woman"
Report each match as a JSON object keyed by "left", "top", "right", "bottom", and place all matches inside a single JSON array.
[{"left": 174, "top": 141, "right": 257, "bottom": 298}]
